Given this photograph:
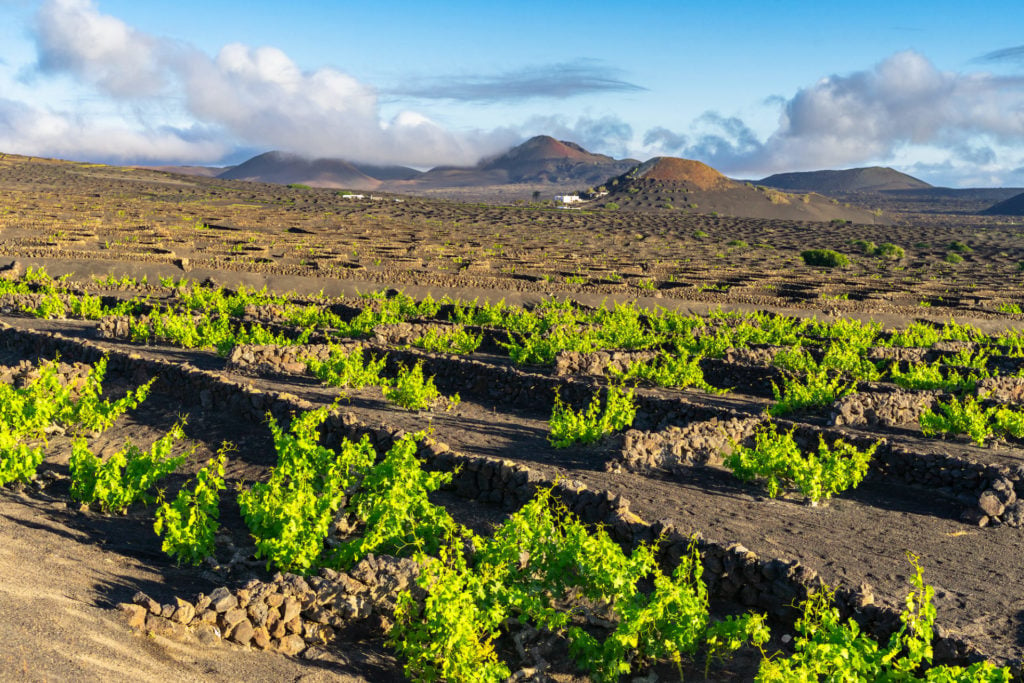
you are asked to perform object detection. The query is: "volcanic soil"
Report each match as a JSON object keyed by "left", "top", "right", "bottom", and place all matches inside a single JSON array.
[{"left": 2, "top": 153, "right": 1024, "bottom": 681}]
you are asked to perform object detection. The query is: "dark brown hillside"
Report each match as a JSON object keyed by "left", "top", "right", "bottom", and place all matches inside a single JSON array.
[
  {"left": 981, "top": 191, "right": 1024, "bottom": 216},
  {"left": 402, "top": 135, "right": 637, "bottom": 191},
  {"left": 598, "top": 156, "right": 888, "bottom": 223},
  {"left": 759, "top": 166, "right": 932, "bottom": 194},
  {"left": 217, "top": 151, "right": 423, "bottom": 190}
]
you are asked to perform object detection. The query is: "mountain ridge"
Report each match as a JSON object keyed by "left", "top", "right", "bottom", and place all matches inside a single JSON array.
[
  {"left": 981, "top": 191, "right": 1024, "bottom": 216},
  {"left": 597, "top": 156, "right": 889, "bottom": 223},
  {"left": 217, "top": 151, "right": 421, "bottom": 190},
  {"left": 758, "top": 166, "right": 932, "bottom": 193}
]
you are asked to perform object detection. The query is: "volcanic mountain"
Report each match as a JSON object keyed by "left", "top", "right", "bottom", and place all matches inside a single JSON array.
[
  {"left": 210, "top": 138, "right": 635, "bottom": 197},
  {"left": 404, "top": 136, "right": 638, "bottom": 190},
  {"left": 597, "top": 157, "right": 888, "bottom": 223},
  {"left": 758, "top": 166, "right": 932, "bottom": 194},
  {"left": 981, "top": 191, "right": 1024, "bottom": 216},
  {"left": 217, "top": 151, "right": 421, "bottom": 190}
]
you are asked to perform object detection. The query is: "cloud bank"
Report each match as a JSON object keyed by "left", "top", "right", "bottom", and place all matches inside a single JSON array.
[
  {"left": 5, "top": 1, "right": 1024, "bottom": 185},
  {"left": 644, "top": 51, "right": 1024, "bottom": 181},
  {"left": 8, "top": 0, "right": 522, "bottom": 165}
]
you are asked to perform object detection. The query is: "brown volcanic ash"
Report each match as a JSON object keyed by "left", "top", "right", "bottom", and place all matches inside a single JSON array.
[{"left": 633, "top": 156, "right": 736, "bottom": 190}]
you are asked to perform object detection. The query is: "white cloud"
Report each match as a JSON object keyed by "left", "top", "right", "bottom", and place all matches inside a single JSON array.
[
  {"left": 765, "top": 51, "right": 1024, "bottom": 169},
  {"left": 642, "top": 51, "right": 1024, "bottom": 185},
  {"left": 0, "top": 98, "right": 228, "bottom": 161},
  {"left": 35, "top": 0, "right": 165, "bottom": 97},
  {"left": 23, "top": 0, "right": 514, "bottom": 166}
]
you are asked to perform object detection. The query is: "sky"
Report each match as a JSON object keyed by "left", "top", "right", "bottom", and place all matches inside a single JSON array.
[{"left": 2, "top": 0, "right": 1024, "bottom": 186}]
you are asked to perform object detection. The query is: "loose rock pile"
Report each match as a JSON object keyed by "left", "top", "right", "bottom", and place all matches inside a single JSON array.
[
  {"left": 226, "top": 342, "right": 362, "bottom": 376},
  {"left": 723, "top": 346, "right": 778, "bottom": 366},
  {"left": 831, "top": 389, "right": 939, "bottom": 427},
  {"left": 0, "top": 357, "right": 93, "bottom": 390},
  {"left": 977, "top": 376, "right": 1024, "bottom": 404},
  {"left": 0, "top": 292, "right": 50, "bottom": 314},
  {"left": 617, "top": 416, "right": 763, "bottom": 472},
  {"left": 553, "top": 349, "right": 657, "bottom": 376},
  {"left": 963, "top": 473, "right": 1024, "bottom": 528},
  {"left": 120, "top": 554, "right": 421, "bottom": 658}
]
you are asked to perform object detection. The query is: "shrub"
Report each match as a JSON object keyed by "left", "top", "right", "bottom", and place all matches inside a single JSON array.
[
  {"left": 948, "top": 240, "right": 973, "bottom": 253},
  {"left": 876, "top": 242, "right": 904, "bottom": 260},
  {"left": 239, "top": 409, "right": 376, "bottom": 574},
  {"left": 413, "top": 325, "right": 483, "bottom": 354},
  {"left": 549, "top": 384, "right": 636, "bottom": 448},
  {"left": 611, "top": 350, "right": 722, "bottom": 394},
  {"left": 997, "top": 302, "right": 1022, "bottom": 315},
  {"left": 759, "top": 557, "right": 1011, "bottom": 680},
  {"left": 725, "top": 422, "right": 876, "bottom": 503},
  {"left": 383, "top": 361, "right": 458, "bottom": 411},
  {"left": 801, "top": 249, "right": 849, "bottom": 268},
  {"left": 154, "top": 446, "right": 228, "bottom": 565},
  {"left": 891, "top": 360, "right": 979, "bottom": 393},
  {"left": 604, "top": 202, "right": 620, "bottom": 210},
  {"left": 920, "top": 396, "right": 993, "bottom": 446},
  {"left": 305, "top": 345, "right": 386, "bottom": 389},
  {"left": 769, "top": 367, "right": 855, "bottom": 416},
  {"left": 920, "top": 397, "right": 1024, "bottom": 446},
  {"left": 852, "top": 239, "right": 877, "bottom": 255},
  {"left": 69, "top": 422, "right": 193, "bottom": 513},
  {"left": 944, "top": 252, "right": 963, "bottom": 264},
  {"left": 328, "top": 433, "right": 460, "bottom": 568},
  {"left": 287, "top": 183, "right": 312, "bottom": 190}
]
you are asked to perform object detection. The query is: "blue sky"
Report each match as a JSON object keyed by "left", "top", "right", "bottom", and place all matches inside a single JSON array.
[{"left": 2, "top": 0, "right": 1024, "bottom": 186}]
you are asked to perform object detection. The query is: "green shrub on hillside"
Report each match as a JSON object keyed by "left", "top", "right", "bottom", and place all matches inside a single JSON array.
[
  {"left": 801, "top": 249, "right": 849, "bottom": 268},
  {"left": 876, "top": 242, "right": 904, "bottom": 260},
  {"left": 852, "top": 239, "right": 877, "bottom": 254}
]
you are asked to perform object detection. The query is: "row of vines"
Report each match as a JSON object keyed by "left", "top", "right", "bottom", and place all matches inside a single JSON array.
[{"left": 0, "top": 270, "right": 1021, "bottom": 678}]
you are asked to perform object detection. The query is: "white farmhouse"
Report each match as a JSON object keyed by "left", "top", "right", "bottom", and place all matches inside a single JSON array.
[{"left": 554, "top": 194, "right": 582, "bottom": 204}]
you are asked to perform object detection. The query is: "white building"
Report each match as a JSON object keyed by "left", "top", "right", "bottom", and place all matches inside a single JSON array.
[{"left": 554, "top": 194, "right": 582, "bottom": 204}]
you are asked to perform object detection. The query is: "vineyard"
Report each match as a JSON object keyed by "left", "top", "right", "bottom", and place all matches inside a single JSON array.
[{"left": 0, "top": 263, "right": 1023, "bottom": 682}]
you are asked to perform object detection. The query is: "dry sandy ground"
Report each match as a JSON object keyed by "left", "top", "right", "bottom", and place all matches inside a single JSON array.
[{"left": 0, "top": 488, "right": 402, "bottom": 683}]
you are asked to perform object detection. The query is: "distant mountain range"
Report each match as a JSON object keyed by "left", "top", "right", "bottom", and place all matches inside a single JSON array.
[
  {"left": 142, "top": 138, "right": 1022, "bottom": 219},
  {"left": 172, "top": 136, "right": 636, "bottom": 195},
  {"left": 758, "top": 166, "right": 932, "bottom": 193},
  {"left": 217, "top": 151, "right": 420, "bottom": 190}
]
